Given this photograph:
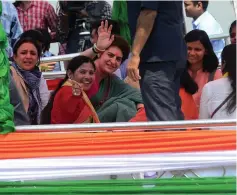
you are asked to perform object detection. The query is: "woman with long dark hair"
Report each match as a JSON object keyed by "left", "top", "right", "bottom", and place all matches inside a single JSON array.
[
  {"left": 41, "top": 55, "right": 99, "bottom": 124},
  {"left": 185, "top": 29, "right": 222, "bottom": 110},
  {"left": 199, "top": 44, "right": 236, "bottom": 119}
]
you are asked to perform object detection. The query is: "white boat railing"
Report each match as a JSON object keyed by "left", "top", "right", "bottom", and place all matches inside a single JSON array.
[
  {"left": 41, "top": 53, "right": 80, "bottom": 64},
  {"left": 16, "top": 119, "right": 236, "bottom": 132}
]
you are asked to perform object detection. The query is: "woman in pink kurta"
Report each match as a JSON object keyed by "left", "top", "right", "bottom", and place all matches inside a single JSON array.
[{"left": 185, "top": 30, "right": 222, "bottom": 110}]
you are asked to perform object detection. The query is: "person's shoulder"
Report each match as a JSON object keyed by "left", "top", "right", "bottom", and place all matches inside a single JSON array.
[
  {"left": 214, "top": 69, "right": 223, "bottom": 79},
  {"left": 36, "top": 1, "right": 53, "bottom": 8},
  {"left": 10, "top": 66, "right": 18, "bottom": 77},
  {"left": 203, "top": 78, "right": 231, "bottom": 100},
  {"left": 55, "top": 86, "right": 73, "bottom": 101},
  {"left": 1, "top": 2, "right": 18, "bottom": 15},
  {"left": 111, "top": 75, "right": 124, "bottom": 84},
  {"left": 2, "top": 1, "right": 13, "bottom": 8},
  {"left": 58, "top": 85, "right": 72, "bottom": 93},
  {"left": 205, "top": 77, "right": 229, "bottom": 90},
  {"left": 199, "top": 12, "right": 223, "bottom": 34}
]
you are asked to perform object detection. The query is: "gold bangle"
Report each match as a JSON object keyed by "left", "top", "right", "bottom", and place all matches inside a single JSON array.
[{"left": 94, "top": 43, "right": 105, "bottom": 53}]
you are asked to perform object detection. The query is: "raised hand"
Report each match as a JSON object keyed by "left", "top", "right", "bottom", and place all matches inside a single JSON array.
[
  {"left": 40, "top": 62, "right": 56, "bottom": 72},
  {"left": 96, "top": 20, "right": 115, "bottom": 51}
]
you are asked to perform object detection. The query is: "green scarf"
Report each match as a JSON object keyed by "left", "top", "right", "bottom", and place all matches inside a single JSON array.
[
  {"left": 112, "top": 0, "right": 131, "bottom": 45},
  {"left": 0, "top": 1, "right": 15, "bottom": 134},
  {"left": 90, "top": 76, "right": 143, "bottom": 122}
]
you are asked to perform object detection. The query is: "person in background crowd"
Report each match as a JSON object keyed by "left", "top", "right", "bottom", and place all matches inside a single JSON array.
[
  {"left": 199, "top": 44, "right": 236, "bottom": 119},
  {"left": 57, "top": 1, "right": 111, "bottom": 55},
  {"left": 41, "top": 56, "right": 99, "bottom": 124},
  {"left": 229, "top": 20, "right": 236, "bottom": 44},
  {"left": 184, "top": 0, "right": 225, "bottom": 61},
  {"left": 20, "top": 29, "right": 57, "bottom": 72},
  {"left": 90, "top": 35, "right": 143, "bottom": 122},
  {"left": 126, "top": 1, "right": 187, "bottom": 121},
  {"left": 10, "top": 37, "right": 50, "bottom": 125},
  {"left": 36, "top": 28, "right": 61, "bottom": 71},
  {"left": 13, "top": 1, "right": 57, "bottom": 41},
  {"left": 56, "top": 1, "right": 68, "bottom": 55},
  {"left": 112, "top": 0, "right": 131, "bottom": 80},
  {"left": 0, "top": 1, "right": 23, "bottom": 58},
  {"left": 0, "top": 2, "right": 15, "bottom": 133},
  {"left": 185, "top": 29, "right": 222, "bottom": 110}
]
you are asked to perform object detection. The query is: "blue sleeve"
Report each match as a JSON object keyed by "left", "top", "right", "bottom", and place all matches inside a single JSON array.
[
  {"left": 10, "top": 4, "right": 23, "bottom": 44},
  {"left": 141, "top": 1, "right": 159, "bottom": 11}
]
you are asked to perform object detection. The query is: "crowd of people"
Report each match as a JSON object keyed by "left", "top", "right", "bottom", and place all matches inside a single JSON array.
[{"left": 0, "top": 0, "right": 236, "bottom": 130}]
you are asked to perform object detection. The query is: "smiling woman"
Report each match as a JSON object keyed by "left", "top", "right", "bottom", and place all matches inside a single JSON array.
[
  {"left": 185, "top": 29, "right": 222, "bottom": 110},
  {"left": 41, "top": 55, "right": 100, "bottom": 124},
  {"left": 10, "top": 37, "right": 50, "bottom": 125},
  {"left": 89, "top": 35, "right": 144, "bottom": 122}
]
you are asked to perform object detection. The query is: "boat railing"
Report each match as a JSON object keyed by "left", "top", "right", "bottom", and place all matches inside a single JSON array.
[{"left": 16, "top": 119, "right": 236, "bottom": 132}]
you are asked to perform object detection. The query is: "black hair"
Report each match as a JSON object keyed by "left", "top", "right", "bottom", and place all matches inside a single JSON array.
[
  {"left": 36, "top": 28, "right": 52, "bottom": 51},
  {"left": 20, "top": 29, "right": 44, "bottom": 52},
  {"left": 185, "top": 29, "right": 219, "bottom": 73},
  {"left": 40, "top": 56, "right": 96, "bottom": 124},
  {"left": 108, "top": 35, "right": 130, "bottom": 63},
  {"left": 90, "top": 19, "right": 120, "bottom": 35},
  {"left": 221, "top": 44, "right": 236, "bottom": 114},
  {"left": 229, "top": 20, "right": 236, "bottom": 34},
  {"left": 180, "top": 70, "right": 198, "bottom": 95},
  {"left": 13, "top": 37, "right": 42, "bottom": 60},
  {"left": 13, "top": 1, "right": 22, "bottom": 7},
  {"left": 193, "top": 1, "right": 209, "bottom": 11}
]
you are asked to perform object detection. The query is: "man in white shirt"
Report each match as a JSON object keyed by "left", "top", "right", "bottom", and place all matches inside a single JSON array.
[{"left": 184, "top": 0, "right": 225, "bottom": 61}]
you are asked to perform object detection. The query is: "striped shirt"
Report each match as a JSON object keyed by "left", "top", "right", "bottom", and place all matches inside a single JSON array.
[{"left": 15, "top": 1, "right": 57, "bottom": 34}]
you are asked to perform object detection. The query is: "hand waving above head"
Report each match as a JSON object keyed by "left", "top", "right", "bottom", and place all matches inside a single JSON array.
[{"left": 96, "top": 20, "right": 114, "bottom": 51}]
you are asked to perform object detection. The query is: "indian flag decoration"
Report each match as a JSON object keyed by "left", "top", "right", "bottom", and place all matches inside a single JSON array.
[{"left": 0, "top": 130, "right": 235, "bottom": 182}]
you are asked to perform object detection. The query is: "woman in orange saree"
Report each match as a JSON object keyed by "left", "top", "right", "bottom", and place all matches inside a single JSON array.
[{"left": 41, "top": 56, "right": 100, "bottom": 124}]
